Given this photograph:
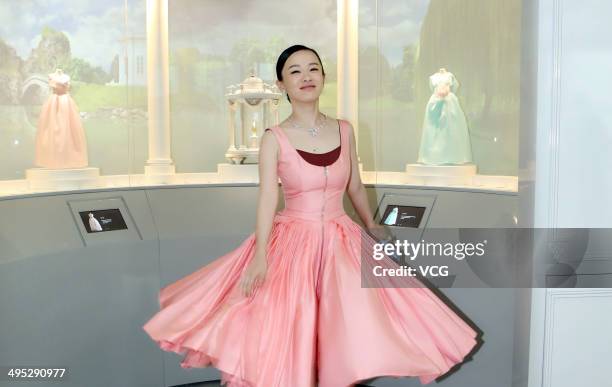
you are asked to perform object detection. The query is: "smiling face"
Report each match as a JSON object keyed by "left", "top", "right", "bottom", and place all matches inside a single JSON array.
[{"left": 276, "top": 49, "right": 325, "bottom": 104}]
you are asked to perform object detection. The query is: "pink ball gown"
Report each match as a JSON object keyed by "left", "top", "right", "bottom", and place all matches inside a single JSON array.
[
  {"left": 142, "top": 119, "right": 479, "bottom": 387},
  {"left": 34, "top": 70, "right": 88, "bottom": 169}
]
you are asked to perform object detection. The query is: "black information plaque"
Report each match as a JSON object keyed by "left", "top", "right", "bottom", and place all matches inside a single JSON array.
[
  {"left": 78, "top": 209, "right": 128, "bottom": 233},
  {"left": 379, "top": 205, "right": 425, "bottom": 228}
]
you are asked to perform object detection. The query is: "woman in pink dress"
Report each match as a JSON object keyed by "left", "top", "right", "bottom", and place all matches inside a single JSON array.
[
  {"left": 34, "top": 69, "right": 88, "bottom": 169},
  {"left": 143, "top": 45, "right": 480, "bottom": 387}
]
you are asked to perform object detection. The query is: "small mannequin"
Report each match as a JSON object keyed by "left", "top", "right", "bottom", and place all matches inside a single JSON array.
[
  {"left": 384, "top": 207, "right": 399, "bottom": 226},
  {"left": 34, "top": 68, "right": 89, "bottom": 169},
  {"left": 417, "top": 67, "right": 473, "bottom": 165},
  {"left": 88, "top": 213, "right": 103, "bottom": 232}
]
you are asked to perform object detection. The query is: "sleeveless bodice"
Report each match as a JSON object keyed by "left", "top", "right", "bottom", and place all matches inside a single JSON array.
[{"left": 265, "top": 120, "right": 350, "bottom": 222}]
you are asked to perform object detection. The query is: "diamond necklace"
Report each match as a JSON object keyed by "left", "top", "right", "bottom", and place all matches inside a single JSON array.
[{"left": 288, "top": 112, "right": 327, "bottom": 137}]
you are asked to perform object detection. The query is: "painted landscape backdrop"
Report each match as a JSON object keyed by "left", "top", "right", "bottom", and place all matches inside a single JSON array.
[{"left": 0, "top": 0, "right": 520, "bottom": 181}]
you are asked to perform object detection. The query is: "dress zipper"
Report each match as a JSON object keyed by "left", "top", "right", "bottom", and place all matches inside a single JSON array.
[
  {"left": 318, "top": 165, "right": 328, "bottom": 297},
  {"left": 321, "top": 165, "right": 328, "bottom": 223}
]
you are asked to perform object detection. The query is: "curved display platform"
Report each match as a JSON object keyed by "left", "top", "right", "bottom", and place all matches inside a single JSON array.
[
  {"left": 25, "top": 167, "right": 101, "bottom": 191},
  {"left": 405, "top": 163, "right": 515, "bottom": 189}
]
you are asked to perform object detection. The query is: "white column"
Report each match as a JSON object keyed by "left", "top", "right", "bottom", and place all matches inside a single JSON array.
[
  {"left": 228, "top": 101, "right": 236, "bottom": 150},
  {"left": 145, "top": 0, "right": 175, "bottom": 179},
  {"left": 337, "top": 0, "right": 359, "bottom": 148}
]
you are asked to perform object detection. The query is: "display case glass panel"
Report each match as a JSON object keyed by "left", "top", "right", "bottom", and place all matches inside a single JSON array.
[
  {"left": 0, "top": 0, "right": 518, "bottom": 198},
  {"left": 168, "top": 0, "right": 338, "bottom": 173},
  {"left": 359, "top": 0, "right": 520, "bottom": 189},
  {"left": 0, "top": 0, "right": 147, "bottom": 195}
]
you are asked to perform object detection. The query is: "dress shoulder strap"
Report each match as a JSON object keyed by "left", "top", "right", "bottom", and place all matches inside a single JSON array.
[{"left": 264, "top": 126, "right": 287, "bottom": 156}]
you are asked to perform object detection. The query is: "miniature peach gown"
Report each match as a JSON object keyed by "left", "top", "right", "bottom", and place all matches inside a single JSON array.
[
  {"left": 143, "top": 119, "right": 479, "bottom": 387},
  {"left": 34, "top": 70, "right": 88, "bottom": 168}
]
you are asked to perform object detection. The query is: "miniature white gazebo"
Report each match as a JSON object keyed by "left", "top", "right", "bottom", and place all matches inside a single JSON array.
[{"left": 224, "top": 72, "right": 282, "bottom": 164}]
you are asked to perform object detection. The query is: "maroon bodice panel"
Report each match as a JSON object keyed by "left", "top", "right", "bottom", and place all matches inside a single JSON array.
[{"left": 296, "top": 146, "right": 341, "bottom": 166}]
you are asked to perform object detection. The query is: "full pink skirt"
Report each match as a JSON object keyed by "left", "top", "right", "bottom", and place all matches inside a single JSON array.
[{"left": 143, "top": 213, "right": 478, "bottom": 387}]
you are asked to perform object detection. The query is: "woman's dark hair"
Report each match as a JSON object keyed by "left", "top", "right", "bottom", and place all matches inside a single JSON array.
[{"left": 275, "top": 45, "right": 326, "bottom": 103}]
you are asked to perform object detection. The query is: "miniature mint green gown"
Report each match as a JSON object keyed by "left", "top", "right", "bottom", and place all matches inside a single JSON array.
[{"left": 417, "top": 71, "right": 473, "bottom": 165}]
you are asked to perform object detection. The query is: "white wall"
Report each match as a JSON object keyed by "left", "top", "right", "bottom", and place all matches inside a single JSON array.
[{"left": 529, "top": 1, "right": 612, "bottom": 386}]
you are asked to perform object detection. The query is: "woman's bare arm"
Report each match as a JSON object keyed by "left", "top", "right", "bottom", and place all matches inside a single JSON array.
[
  {"left": 345, "top": 121, "right": 377, "bottom": 229},
  {"left": 253, "top": 129, "right": 280, "bottom": 261}
]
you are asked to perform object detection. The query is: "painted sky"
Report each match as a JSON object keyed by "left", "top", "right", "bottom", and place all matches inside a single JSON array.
[
  {"left": 0, "top": 0, "right": 145, "bottom": 71},
  {"left": 0, "top": 0, "right": 432, "bottom": 70},
  {"left": 168, "top": 0, "right": 338, "bottom": 59},
  {"left": 168, "top": 0, "right": 429, "bottom": 67},
  {"left": 359, "top": 0, "right": 429, "bottom": 66}
]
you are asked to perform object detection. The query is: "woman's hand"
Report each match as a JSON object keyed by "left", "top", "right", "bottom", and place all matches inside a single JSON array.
[
  {"left": 366, "top": 222, "right": 393, "bottom": 243},
  {"left": 239, "top": 251, "right": 268, "bottom": 298}
]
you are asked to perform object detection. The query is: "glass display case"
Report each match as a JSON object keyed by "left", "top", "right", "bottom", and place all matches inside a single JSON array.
[
  {"left": 0, "top": 0, "right": 147, "bottom": 194},
  {"left": 358, "top": 0, "right": 520, "bottom": 189},
  {"left": 167, "top": 0, "right": 338, "bottom": 179},
  {"left": 0, "top": 0, "right": 518, "bottom": 198}
]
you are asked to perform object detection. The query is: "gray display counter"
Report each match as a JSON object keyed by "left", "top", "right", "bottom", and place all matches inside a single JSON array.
[{"left": 0, "top": 184, "right": 519, "bottom": 387}]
